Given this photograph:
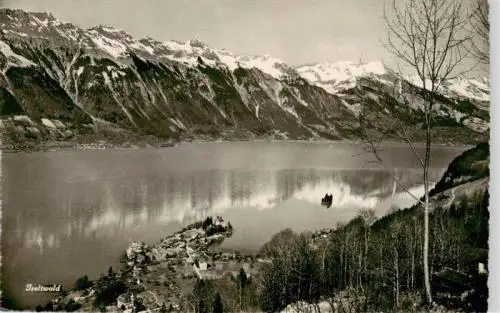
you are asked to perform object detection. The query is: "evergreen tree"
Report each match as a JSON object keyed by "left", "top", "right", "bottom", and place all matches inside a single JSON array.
[
  {"left": 197, "top": 300, "right": 206, "bottom": 313},
  {"left": 212, "top": 293, "right": 223, "bottom": 313},
  {"left": 238, "top": 268, "right": 248, "bottom": 290},
  {"left": 74, "top": 275, "right": 90, "bottom": 290}
]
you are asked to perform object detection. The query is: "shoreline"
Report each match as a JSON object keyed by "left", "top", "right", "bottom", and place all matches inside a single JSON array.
[
  {"left": 1, "top": 137, "right": 474, "bottom": 154},
  {"left": 41, "top": 217, "right": 336, "bottom": 312},
  {"left": 43, "top": 217, "right": 257, "bottom": 312}
]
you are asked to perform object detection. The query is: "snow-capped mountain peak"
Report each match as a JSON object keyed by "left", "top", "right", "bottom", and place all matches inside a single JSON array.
[
  {"left": 0, "top": 8, "right": 490, "bottom": 148},
  {"left": 297, "top": 60, "right": 387, "bottom": 79},
  {"left": 159, "top": 38, "right": 292, "bottom": 79},
  {"left": 0, "top": 9, "right": 294, "bottom": 80},
  {"left": 406, "top": 75, "right": 490, "bottom": 102},
  {"left": 0, "top": 8, "right": 490, "bottom": 102},
  {"left": 441, "top": 77, "right": 490, "bottom": 102},
  {"left": 295, "top": 60, "right": 388, "bottom": 94},
  {"left": 296, "top": 60, "right": 489, "bottom": 102}
]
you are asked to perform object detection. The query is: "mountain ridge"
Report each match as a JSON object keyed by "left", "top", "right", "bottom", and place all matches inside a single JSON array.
[
  {"left": 0, "top": 8, "right": 489, "bottom": 88},
  {"left": 0, "top": 9, "right": 490, "bottom": 150}
]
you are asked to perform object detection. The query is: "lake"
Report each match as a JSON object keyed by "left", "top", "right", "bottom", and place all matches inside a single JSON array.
[{"left": 1, "top": 141, "right": 465, "bottom": 309}]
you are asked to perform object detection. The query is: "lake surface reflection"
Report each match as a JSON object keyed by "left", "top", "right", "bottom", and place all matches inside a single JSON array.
[{"left": 1, "top": 141, "right": 464, "bottom": 308}]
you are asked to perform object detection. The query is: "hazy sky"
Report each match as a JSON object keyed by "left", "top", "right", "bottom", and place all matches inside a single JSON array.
[{"left": 1, "top": 0, "right": 390, "bottom": 66}]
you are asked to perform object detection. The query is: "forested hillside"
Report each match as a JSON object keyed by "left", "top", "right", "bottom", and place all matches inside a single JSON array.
[{"left": 188, "top": 143, "right": 490, "bottom": 313}]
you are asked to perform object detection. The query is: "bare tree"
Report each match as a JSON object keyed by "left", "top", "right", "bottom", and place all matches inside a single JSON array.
[
  {"left": 382, "top": 0, "right": 471, "bottom": 305},
  {"left": 469, "top": 0, "right": 490, "bottom": 65},
  {"left": 358, "top": 209, "right": 376, "bottom": 281}
]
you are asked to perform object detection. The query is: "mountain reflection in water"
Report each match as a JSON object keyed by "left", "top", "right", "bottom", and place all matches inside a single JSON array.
[
  {"left": 2, "top": 142, "right": 462, "bottom": 309},
  {"left": 8, "top": 168, "right": 443, "bottom": 253}
]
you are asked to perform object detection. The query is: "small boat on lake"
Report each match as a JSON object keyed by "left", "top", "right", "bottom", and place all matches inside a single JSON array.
[{"left": 321, "top": 193, "right": 333, "bottom": 208}]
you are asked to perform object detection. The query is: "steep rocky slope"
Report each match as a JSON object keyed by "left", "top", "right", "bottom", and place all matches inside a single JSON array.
[
  {"left": 427, "top": 142, "right": 489, "bottom": 211},
  {"left": 0, "top": 9, "right": 490, "bottom": 150}
]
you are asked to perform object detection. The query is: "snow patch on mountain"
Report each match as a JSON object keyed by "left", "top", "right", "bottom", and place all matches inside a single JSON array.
[
  {"left": 340, "top": 99, "right": 362, "bottom": 117},
  {"left": 129, "top": 41, "right": 155, "bottom": 55},
  {"left": 31, "top": 15, "right": 50, "bottom": 28},
  {"left": 297, "top": 60, "right": 386, "bottom": 82},
  {"left": 102, "top": 71, "right": 112, "bottom": 87},
  {"left": 296, "top": 61, "right": 387, "bottom": 93},
  {"left": 160, "top": 39, "right": 290, "bottom": 79},
  {"left": 463, "top": 116, "right": 489, "bottom": 133},
  {"left": 0, "top": 40, "right": 36, "bottom": 68},
  {"left": 297, "top": 60, "right": 489, "bottom": 103},
  {"left": 98, "top": 25, "right": 122, "bottom": 34},
  {"left": 407, "top": 75, "right": 490, "bottom": 102},
  {"left": 75, "top": 66, "right": 84, "bottom": 77},
  {"left": 2, "top": 8, "right": 488, "bottom": 104},
  {"left": 0, "top": 8, "right": 490, "bottom": 143},
  {"left": 2, "top": 29, "right": 30, "bottom": 37},
  {"left": 235, "top": 54, "right": 288, "bottom": 79},
  {"left": 41, "top": 118, "right": 57, "bottom": 129},
  {"left": 88, "top": 30, "right": 129, "bottom": 58},
  {"left": 445, "top": 78, "right": 490, "bottom": 102}
]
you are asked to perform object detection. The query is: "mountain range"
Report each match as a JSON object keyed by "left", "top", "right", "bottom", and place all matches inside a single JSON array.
[{"left": 0, "top": 9, "right": 490, "bottom": 150}]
